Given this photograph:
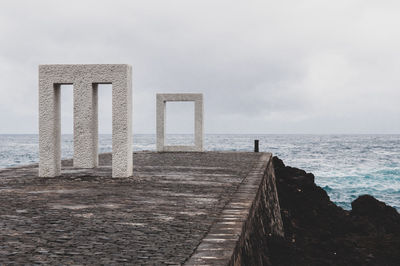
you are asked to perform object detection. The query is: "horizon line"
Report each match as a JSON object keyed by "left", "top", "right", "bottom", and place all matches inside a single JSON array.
[{"left": 1, "top": 133, "right": 400, "bottom": 135}]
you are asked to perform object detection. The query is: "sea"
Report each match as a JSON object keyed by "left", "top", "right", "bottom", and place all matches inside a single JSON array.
[{"left": 0, "top": 134, "right": 399, "bottom": 211}]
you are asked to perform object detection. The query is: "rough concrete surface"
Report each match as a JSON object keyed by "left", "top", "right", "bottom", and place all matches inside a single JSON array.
[
  {"left": 0, "top": 152, "right": 273, "bottom": 265},
  {"left": 39, "top": 64, "right": 132, "bottom": 178},
  {"left": 156, "top": 93, "right": 203, "bottom": 152},
  {"left": 187, "top": 153, "right": 284, "bottom": 266}
]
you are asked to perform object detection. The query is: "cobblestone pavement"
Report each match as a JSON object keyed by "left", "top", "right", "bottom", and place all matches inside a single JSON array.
[{"left": 0, "top": 152, "right": 261, "bottom": 265}]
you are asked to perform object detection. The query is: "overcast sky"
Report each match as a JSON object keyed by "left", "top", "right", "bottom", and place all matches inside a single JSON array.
[{"left": 0, "top": 0, "right": 399, "bottom": 134}]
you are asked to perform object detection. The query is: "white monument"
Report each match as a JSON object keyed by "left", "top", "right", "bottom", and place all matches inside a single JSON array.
[
  {"left": 156, "top": 93, "right": 203, "bottom": 152},
  {"left": 39, "top": 64, "right": 133, "bottom": 178}
]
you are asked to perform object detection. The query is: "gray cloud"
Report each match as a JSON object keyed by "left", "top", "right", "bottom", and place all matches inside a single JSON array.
[{"left": 0, "top": 0, "right": 399, "bottom": 134}]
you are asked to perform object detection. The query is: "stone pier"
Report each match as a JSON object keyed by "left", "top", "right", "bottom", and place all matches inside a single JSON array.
[{"left": 0, "top": 152, "right": 283, "bottom": 265}]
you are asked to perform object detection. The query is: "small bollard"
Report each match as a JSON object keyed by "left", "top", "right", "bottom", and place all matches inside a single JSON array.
[{"left": 254, "top": 140, "right": 259, "bottom": 153}]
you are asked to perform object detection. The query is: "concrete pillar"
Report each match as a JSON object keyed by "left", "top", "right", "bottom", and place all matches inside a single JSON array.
[
  {"left": 73, "top": 81, "right": 98, "bottom": 168},
  {"left": 112, "top": 70, "right": 133, "bottom": 177},
  {"left": 156, "top": 95, "right": 166, "bottom": 151},
  {"left": 38, "top": 81, "right": 61, "bottom": 177},
  {"left": 194, "top": 96, "right": 204, "bottom": 150}
]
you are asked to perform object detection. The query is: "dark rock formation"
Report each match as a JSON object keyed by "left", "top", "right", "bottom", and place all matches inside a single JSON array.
[
  {"left": 351, "top": 194, "right": 400, "bottom": 235},
  {"left": 269, "top": 156, "right": 400, "bottom": 266}
]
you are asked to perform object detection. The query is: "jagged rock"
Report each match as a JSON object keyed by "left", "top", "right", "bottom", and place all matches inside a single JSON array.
[
  {"left": 351, "top": 194, "right": 400, "bottom": 234},
  {"left": 269, "top": 156, "right": 400, "bottom": 266}
]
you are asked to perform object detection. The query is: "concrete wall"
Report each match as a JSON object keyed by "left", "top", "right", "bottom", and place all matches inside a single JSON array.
[
  {"left": 229, "top": 157, "right": 284, "bottom": 266},
  {"left": 186, "top": 153, "right": 284, "bottom": 265}
]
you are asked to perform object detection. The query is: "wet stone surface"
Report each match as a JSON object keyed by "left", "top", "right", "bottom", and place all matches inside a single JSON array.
[{"left": 0, "top": 152, "right": 260, "bottom": 265}]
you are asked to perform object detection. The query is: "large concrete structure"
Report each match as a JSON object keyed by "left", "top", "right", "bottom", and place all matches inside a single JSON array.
[
  {"left": 156, "top": 93, "right": 203, "bottom": 152},
  {"left": 39, "top": 64, "right": 133, "bottom": 178}
]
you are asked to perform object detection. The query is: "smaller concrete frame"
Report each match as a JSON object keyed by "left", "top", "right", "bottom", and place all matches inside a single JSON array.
[
  {"left": 39, "top": 64, "right": 132, "bottom": 178},
  {"left": 157, "top": 93, "right": 203, "bottom": 152}
]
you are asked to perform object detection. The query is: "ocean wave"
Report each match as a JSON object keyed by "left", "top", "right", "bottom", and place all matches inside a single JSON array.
[{"left": 0, "top": 134, "right": 399, "bottom": 210}]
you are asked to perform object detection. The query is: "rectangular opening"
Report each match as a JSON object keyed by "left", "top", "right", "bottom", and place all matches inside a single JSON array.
[
  {"left": 165, "top": 101, "right": 195, "bottom": 146},
  {"left": 59, "top": 84, "right": 73, "bottom": 159},
  {"left": 97, "top": 84, "right": 112, "bottom": 158}
]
